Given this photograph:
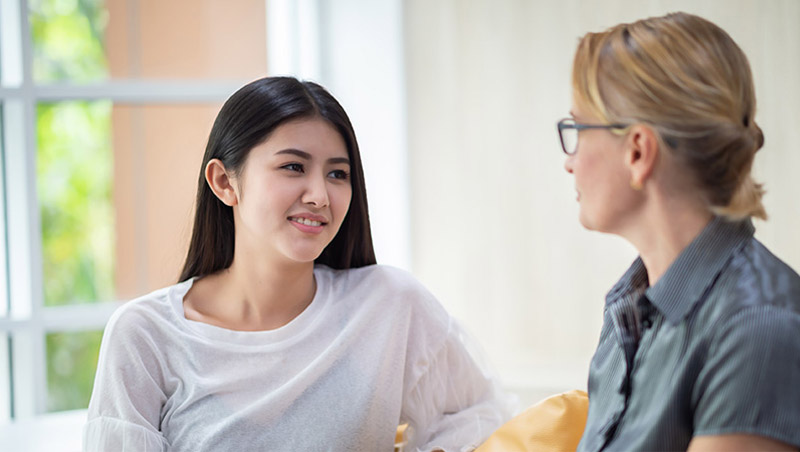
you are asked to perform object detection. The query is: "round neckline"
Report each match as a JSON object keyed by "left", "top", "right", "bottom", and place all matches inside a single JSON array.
[{"left": 168, "top": 266, "right": 332, "bottom": 347}]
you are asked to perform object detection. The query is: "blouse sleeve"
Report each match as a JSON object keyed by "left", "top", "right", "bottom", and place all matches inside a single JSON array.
[
  {"left": 83, "top": 305, "right": 170, "bottom": 452},
  {"left": 401, "top": 317, "right": 514, "bottom": 452},
  {"left": 692, "top": 305, "right": 800, "bottom": 447}
]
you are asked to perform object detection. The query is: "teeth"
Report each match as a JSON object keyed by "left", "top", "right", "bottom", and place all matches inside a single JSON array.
[{"left": 291, "top": 217, "right": 322, "bottom": 227}]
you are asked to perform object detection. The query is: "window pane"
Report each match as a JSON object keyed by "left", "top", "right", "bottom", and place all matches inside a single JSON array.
[
  {"left": 45, "top": 330, "right": 102, "bottom": 412},
  {"left": 37, "top": 101, "right": 114, "bottom": 306},
  {"left": 30, "top": 0, "right": 266, "bottom": 82},
  {"left": 29, "top": 0, "right": 109, "bottom": 83}
]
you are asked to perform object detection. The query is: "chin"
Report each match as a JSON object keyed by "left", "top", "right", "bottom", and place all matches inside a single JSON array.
[
  {"left": 578, "top": 211, "right": 594, "bottom": 231},
  {"left": 579, "top": 211, "right": 607, "bottom": 233},
  {"left": 288, "top": 254, "right": 324, "bottom": 265},
  {"left": 284, "top": 247, "right": 327, "bottom": 265},
  {"left": 581, "top": 213, "right": 620, "bottom": 235}
]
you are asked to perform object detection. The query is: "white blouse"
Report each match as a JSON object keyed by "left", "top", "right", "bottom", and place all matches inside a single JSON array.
[{"left": 84, "top": 264, "right": 512, "bottom": 451}]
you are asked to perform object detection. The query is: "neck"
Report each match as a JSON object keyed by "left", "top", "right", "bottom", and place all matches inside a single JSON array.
[
  {"left": 230, "top": 258, "right": 316, "bottom": 326},
  {"left": 186, "top": 249, "right": 317, "bottom": 331},
  {"left": 620, "top": 195, "right": 713, "bottom": 287}
]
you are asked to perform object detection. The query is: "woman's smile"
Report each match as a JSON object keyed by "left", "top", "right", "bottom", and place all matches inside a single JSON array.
[{"left": 288, "top": 214, "right": 328, "bottom": 234}]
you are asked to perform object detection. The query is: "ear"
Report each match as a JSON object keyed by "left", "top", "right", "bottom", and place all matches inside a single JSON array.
[
  {"left": 205, "top": 159, "right": 238, "bottom": 206},
  {"left": 624, "top": 124, "right": 660, "bottom": 189}
]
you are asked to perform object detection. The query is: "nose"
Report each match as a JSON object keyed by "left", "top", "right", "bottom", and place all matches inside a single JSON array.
[
  {"left": 564, "top": 154, "right": 575, "bottom": 174},
  {"left": 302, "top": 173, "right": 330, "bottom": 208}
]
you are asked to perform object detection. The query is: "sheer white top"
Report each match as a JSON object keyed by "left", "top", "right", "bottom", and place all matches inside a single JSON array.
[{"left": 84, "top": 264, "right": 512, "bottom": 451}]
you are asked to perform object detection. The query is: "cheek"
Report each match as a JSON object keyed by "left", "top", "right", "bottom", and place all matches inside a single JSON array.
[
  {"left": 575, "top": 157, "right": 620, "bottom": 213},
  {"left": 242, "top": 183, "right": 296, "bottom": 225},
  {"left": 267, "top": 181, "right": 300, "bottom": 205},
  {"left": 577, "top": 150, "right": 622, "bottom": 190},
  {"left": 334, "top": 186, "right": 353, "bottom": 220},
  {"left": 573, "top": 155, "right": 598, "bottom": 190}
]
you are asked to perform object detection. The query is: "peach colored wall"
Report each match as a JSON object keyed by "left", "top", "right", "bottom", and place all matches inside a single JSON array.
[
  {"left": 112, "top": 105, "right": 219, "bottom": 297},
  {"left": 107, "top": 0, "right": 266, "bottom": 298},
  {"left": 107, "top": 0, "right": 267, "bottom": 79},
  {"left": 110, "top": 105, "right": 137, "bottom": 298}
]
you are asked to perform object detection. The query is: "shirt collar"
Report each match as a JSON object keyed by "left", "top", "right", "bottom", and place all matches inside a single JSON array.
[
  {"left": 606, "top": 216, "right": 755, "bottom": 325},
  {"left": 605, "top": 257, "right": 648, "bottom": 307}
]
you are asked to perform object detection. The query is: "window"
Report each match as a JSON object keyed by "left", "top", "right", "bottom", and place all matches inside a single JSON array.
[{"left": 0, "top": 0, "right": 266, "bottom": 419}]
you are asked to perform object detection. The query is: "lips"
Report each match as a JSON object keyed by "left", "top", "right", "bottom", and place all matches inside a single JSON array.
[{"left": 287, "top": 214, "right": 328, "bottom": 234}]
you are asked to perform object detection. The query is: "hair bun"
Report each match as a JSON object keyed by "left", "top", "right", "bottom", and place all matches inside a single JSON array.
[{"left": 746, "top": 120, "right": 765, "bottom": 153}]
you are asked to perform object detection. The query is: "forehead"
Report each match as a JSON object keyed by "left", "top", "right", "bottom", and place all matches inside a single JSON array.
[{"left": 257, "top": 117, "right": 348, "bottom": 159}]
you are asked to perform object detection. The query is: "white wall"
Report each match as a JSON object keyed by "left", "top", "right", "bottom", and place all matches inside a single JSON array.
[{"left": 405, "top": 0, "right": 800, "bottom": 403}]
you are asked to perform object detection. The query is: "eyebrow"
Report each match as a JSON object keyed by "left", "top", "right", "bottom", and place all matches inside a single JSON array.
[{"left": 275, "top": 148, "right": 350, "bottom": 165}]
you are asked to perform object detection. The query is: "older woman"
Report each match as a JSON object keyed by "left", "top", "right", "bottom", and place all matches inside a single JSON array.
[{"left": 559, "top": 12, "right": 800, "bottom": 451}]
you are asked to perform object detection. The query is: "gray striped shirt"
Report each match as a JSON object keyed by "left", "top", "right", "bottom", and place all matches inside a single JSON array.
[{"left": 577, "top": 217, "right": 800, "bottom": 451}]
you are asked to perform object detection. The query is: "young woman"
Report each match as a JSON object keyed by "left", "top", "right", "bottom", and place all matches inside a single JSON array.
[
  {"left": 559, "top": 12, "right": 800, "bottom": 452},
  {"left": 84, "top": 76, "right": 511, "bottom": 451}
]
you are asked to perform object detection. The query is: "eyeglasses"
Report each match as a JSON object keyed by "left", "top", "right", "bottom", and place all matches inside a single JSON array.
[{"left": 557, "top": 118, "right": 628, "bottom": 155}]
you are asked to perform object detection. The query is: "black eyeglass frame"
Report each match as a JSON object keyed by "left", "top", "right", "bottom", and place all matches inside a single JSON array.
[{"left": 557, "top": 118, "right": 628, "bottom": 155}]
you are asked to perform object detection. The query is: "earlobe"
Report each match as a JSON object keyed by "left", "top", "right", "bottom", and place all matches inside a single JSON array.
[{"left": 205, "top": 159, "right": 238, "bottom": 206}]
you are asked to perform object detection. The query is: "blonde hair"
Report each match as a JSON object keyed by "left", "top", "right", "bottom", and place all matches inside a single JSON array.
[{"left": 572, "top": 12, "right": 767, "bottom": 220}]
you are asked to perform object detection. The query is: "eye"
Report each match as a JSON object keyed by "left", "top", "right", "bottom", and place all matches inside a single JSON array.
[
  {"left": 328, "top": 169, "right": 350, "bottom": 180},
  {"left": 281, "top": 163, "right": 304, "bottom": 173}
]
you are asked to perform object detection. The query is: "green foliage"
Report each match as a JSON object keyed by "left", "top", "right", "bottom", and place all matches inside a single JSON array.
[
  {"left": 37, "top": 101, "right": 114, "bottom": 306},
  {"left": 29, "top": 0, "right": 109, "bottom": 82},
  {"left": 32, "top": 0, "right": 113, "bottom": 306},
  {"left": 45, "top": 330, "right": 103, "bottom": 412}
]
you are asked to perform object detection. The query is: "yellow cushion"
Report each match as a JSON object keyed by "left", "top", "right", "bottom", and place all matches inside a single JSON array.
[
  {"left": 476, "top": 389, "right": 589, "bottom": 452},
  {"left": 395, "top": 424, "right": 408, "bottom": 451}
]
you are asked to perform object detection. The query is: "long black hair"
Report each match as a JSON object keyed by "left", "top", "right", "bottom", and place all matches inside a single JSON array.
[{"left": 179, "top": 77, "right": 376, "bottom": 282}]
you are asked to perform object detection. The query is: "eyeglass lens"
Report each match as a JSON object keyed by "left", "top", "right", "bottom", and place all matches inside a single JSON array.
[{"left": 562, "top": 127, "right": 577, "bottom": 155}]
